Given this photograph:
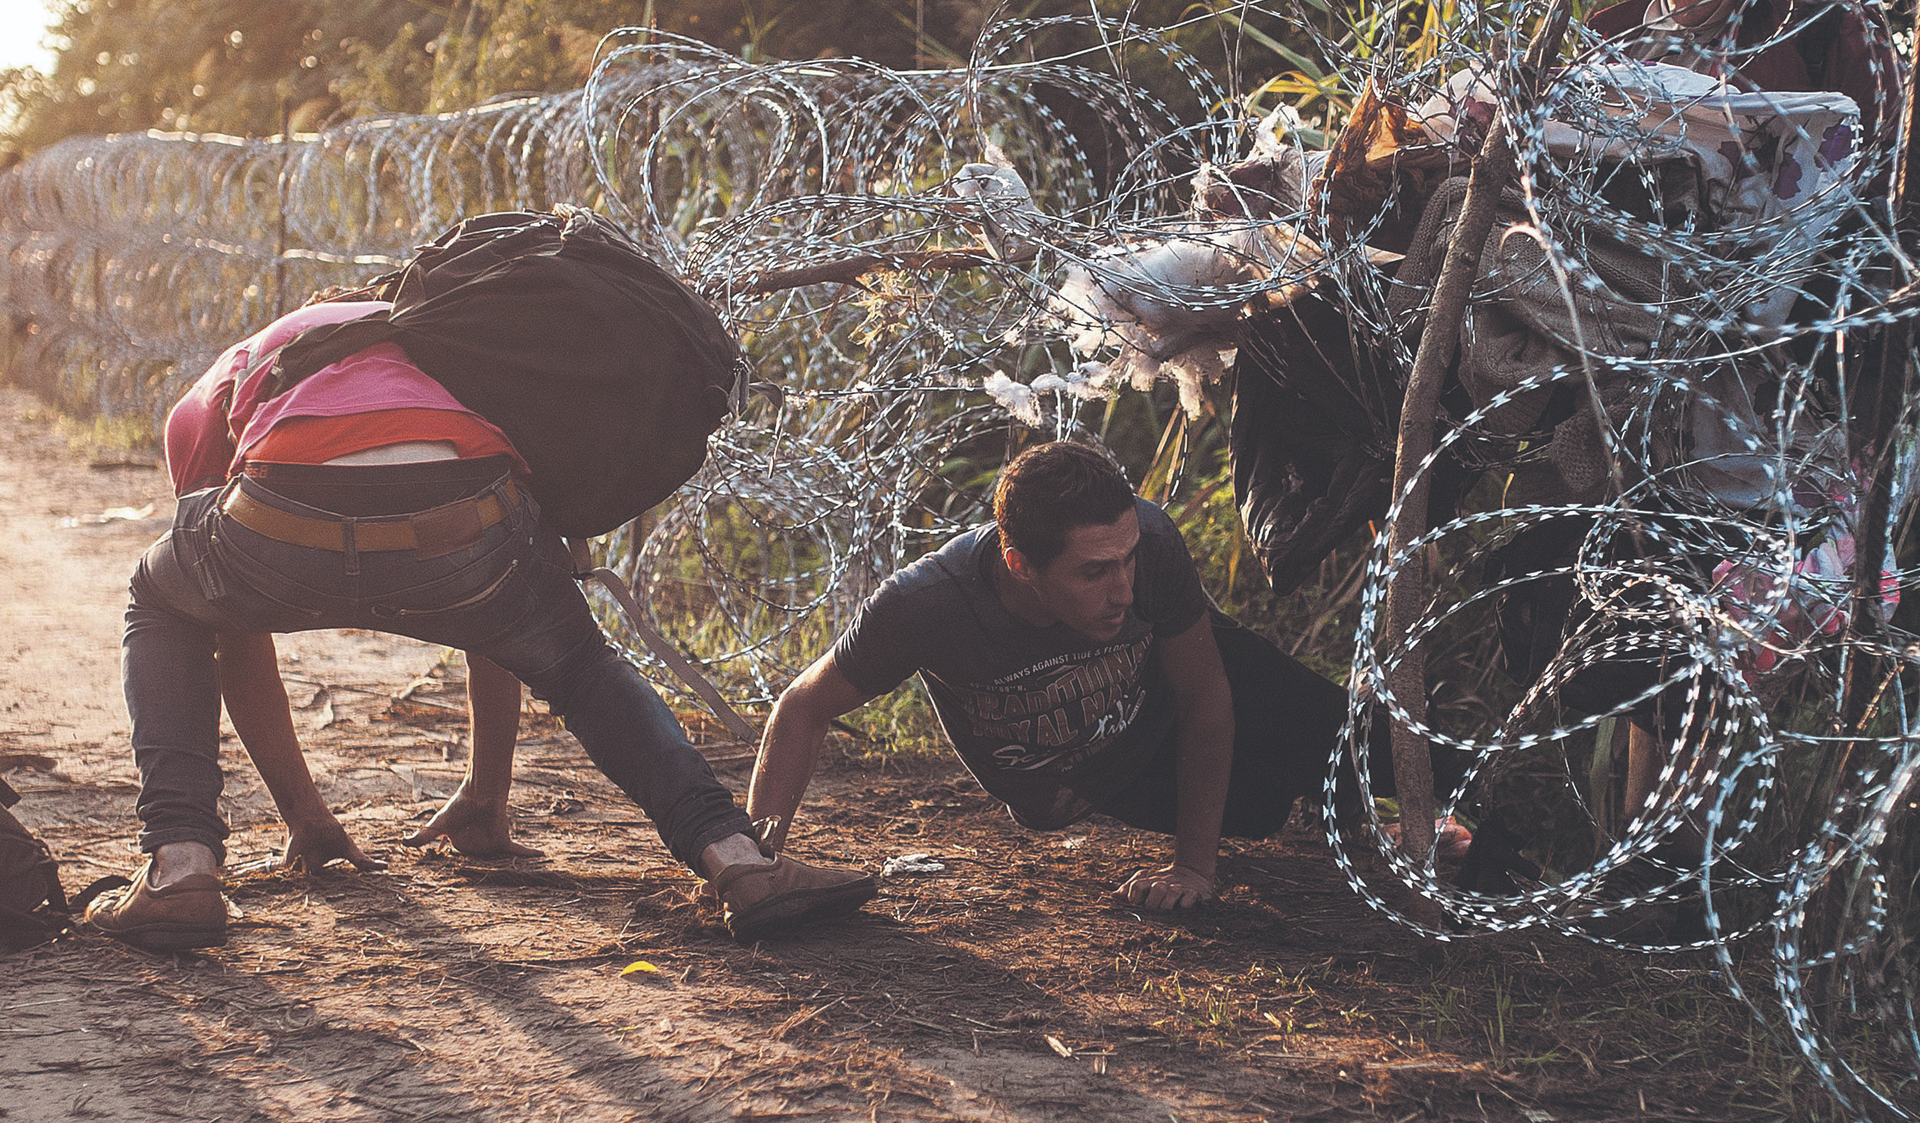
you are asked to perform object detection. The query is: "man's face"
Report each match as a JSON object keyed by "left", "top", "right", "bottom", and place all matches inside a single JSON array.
[{"left": 1014, "top": 508, "right": 1140, "bottom": 641}]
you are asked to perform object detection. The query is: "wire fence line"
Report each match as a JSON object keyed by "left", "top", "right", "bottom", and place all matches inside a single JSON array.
[{"left": 3, "top": 6, "right": 1919, "bottom": 1114}]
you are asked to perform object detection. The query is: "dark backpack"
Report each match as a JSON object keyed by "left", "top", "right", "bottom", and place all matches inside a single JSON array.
[
  {"left": 1, "top": 777, "right": 78, "bottom": 951},
  {"left": 271, "top": 207, "right": 750, "bottom": 538}
]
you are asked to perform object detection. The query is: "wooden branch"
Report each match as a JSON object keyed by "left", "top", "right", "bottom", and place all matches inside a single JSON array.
[
  {"left": 739, "top": 247, "right": 998, "bottom": 295},
  {"left": 1380, "top": 0, "right": 1572, "bottom": 915},
  {"left": 1841, "top": 1, "right": 1920, "bottom": 740},
  {"left": 1811, "top": 0, "right": 1920, "bottom": 1015}
]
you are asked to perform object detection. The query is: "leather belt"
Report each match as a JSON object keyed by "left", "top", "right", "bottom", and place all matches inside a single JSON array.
[{"left": 221, "top": 480, "right": 520, "bottom": 554}]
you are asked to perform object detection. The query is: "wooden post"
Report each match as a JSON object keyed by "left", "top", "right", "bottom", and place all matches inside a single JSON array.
[
  {"left": 1380, "top": 0, "right": 1572, "bottom": 899},
  {"left": 1810, "top": 0, "right": 1920, "bottom": 1014},
  {"left": 1840, "top": 2, "right": 1920, "bottom": 740}
]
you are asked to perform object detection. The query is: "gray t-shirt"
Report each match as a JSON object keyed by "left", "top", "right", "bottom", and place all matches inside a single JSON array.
[{"left": 831, "top": 498, "right": 1210, "bottom": 829}]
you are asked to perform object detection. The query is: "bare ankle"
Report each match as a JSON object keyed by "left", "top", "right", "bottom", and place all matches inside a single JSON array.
[
  {"left": 152, "top": 842, "right": 221, "bottom": 887},
  {"left": 700, "top": 833, "right": 773, "bottom": 879}
]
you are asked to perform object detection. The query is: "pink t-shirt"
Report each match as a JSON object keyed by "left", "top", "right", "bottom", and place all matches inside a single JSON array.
[{"left": 163, "top": 301, "right": 523, "bottom": 495}]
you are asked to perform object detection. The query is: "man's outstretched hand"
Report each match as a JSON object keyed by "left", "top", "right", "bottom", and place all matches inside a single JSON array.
[
  {"left": 403, "top": 782, "right": 544, "bottom": 858},
  {"left": 280, "top": 816, "right": 386, "bottom": 873},
  {"left": 1113, "top": 863, "right": 1214, "bottom": 911}
]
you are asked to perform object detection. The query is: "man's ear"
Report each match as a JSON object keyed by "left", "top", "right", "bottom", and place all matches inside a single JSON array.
[{"left": 1003, "top": 544, "right": 1037, "bottom": 583}]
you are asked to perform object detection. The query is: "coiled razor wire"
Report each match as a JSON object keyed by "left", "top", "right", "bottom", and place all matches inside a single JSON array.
[
  {"left": 1, "top": 4, "right": 1918, "bottom": 1114},
  {"left": 1328, "top": 2, "right": 1920, "bottom": 1117}
]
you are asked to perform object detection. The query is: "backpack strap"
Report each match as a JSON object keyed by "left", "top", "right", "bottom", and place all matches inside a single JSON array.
[
  {"left": 265, "top": 312, "right": 398, "bottom": 400},
  {"left": 567, "top": 542, "right": 758, "bottom": 743}
]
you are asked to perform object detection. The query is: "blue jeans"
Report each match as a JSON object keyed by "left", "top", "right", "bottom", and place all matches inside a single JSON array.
[{"left": 123, "top": 463, "right": 752, "bottom": 868}]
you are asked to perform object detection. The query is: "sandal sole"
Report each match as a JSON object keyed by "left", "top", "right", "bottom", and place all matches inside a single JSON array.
[{"left": 727, "top": 879, "right": 877, "bottom": 941}]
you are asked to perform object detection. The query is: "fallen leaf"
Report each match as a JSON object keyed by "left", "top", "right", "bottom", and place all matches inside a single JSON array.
[{"left": 621, "top": 961, "right": 661, "bottom": 976}]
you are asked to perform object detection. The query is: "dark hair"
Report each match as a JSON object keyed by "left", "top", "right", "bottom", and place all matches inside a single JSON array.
[{"left": 994, "top": 441, "right": 1135, "bottom": 566}]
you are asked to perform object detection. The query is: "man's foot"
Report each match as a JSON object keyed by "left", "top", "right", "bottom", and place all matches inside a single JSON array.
[
  {"left": 84, "top": 861, "right": 227, "bottom": 951},
  {"left": 710, "top": 854, "right": 877, "bottom": 941}
]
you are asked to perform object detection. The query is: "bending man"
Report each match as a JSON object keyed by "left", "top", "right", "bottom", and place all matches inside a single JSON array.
[{"left": 87, "top": 293, "right": 874, "bottom": 950}]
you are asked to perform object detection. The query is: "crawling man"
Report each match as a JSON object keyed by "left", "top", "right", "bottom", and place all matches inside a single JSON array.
[{"left": 750, "top": 441, "right": 1372, "bottom": 911}]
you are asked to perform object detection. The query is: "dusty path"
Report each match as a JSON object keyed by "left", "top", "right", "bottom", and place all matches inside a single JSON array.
[{"left": 1, "top": 384, "right": 1805, "bottom": 1122}]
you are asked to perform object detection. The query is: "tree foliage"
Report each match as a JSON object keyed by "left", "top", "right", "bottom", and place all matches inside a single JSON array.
[{"left": 0, "top": 0, "right": 1310, "bottom": 159}]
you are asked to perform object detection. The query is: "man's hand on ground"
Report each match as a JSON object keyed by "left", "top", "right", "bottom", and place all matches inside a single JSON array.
[
  {"left": 403, "top": 782, "right": 544, "bottom": 858},
  {"left": 1112, "top": 863, "right": 1214, "bottom": 911},
  {"left": 280, "top": 816, "right": 386, "bottom": 873}
]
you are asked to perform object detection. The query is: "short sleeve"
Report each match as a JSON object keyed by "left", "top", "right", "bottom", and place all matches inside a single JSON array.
[
  {"left": 163, "top": 366, "right": 240, "bottom": 496},
  {"left": 1130, "top": 499, "right": 1210, "bottom": 637},
  {"left": 829, "top": 577, "right": 928, "bottom": 699}
]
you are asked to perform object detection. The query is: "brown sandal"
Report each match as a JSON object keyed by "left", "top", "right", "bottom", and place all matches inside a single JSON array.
[
  {"left": 84, "top": 862, "right": 227, "bottom": 951},
  {"left": 710, "top": 854, "right": 876, "bottom": 941}
]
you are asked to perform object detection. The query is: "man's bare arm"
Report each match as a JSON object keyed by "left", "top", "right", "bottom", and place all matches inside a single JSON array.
[
  {"left": 216, "top": 632, "right": 382, "bottom": 871},
  {"left": 748, "top": 652, "right": 876, "bottom": 851},
  {"left": 1114, "top": 616, "right": 1234, "bottom": 910},
  {"left": 405, "top": 654, "right": 541, "bottom": 857}
]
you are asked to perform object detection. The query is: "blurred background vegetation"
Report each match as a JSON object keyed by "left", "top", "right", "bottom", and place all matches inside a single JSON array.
[{"left": 0, "top": 0, "right": 1331, "bottom": 158}]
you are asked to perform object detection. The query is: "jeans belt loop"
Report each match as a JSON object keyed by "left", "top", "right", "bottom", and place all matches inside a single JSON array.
[{"left": 341, "top": 515, "right": 361, "bottom": 576}]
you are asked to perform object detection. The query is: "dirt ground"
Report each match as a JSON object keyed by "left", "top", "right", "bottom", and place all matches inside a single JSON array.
[{"left": 0, "top": 383, "right": 1834, "bottom": 1122}]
